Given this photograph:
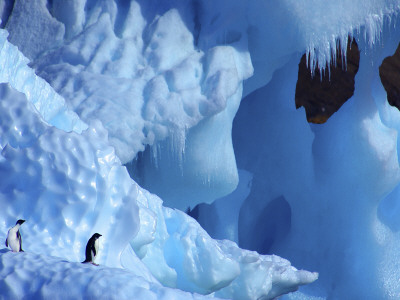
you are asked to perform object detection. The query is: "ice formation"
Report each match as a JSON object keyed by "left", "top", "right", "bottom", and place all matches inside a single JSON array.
[
  {"left": 12, "top": 0, "right": 253, "bottom": 207},
  {"left": 1, "top": 0, "right": 400, "bottom": 299},
  {"left": 0, "top": 80, "right": 317, "bottom": 298},
  {"left": 0, "top": 251, "right": 217, "bottom": 300},
  {"left": 0, "top": 28, "right": 86, "bottom": 133}
]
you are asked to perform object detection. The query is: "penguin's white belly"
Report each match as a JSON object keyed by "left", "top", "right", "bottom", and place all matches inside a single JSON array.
[
  {"left": 7, "top": 229, "right": 20, "bottom": 252},
  {"left": 92, "top": 239, "right": 99, "bottom": 261}
]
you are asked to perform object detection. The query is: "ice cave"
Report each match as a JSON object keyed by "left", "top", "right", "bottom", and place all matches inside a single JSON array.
[{"left": 1, "top": 0, "right": 400, "bottom": 299}]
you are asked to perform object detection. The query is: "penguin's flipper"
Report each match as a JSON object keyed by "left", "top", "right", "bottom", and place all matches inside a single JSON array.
[
  {"left": 84, "top": 244, "right": 92, "bottom": 263},
  {"left": 5, "top": 238, "right": 8, "bottom": 247},
  {"left": 92, "top": 245, "right": 96, "bottom": 257},
  {"left": 17, "top": 230, "right": 23, "bottom": 252}
]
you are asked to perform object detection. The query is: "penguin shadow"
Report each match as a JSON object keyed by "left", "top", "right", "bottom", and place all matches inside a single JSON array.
[
  {"left": 82, "top": 262, "right": 100, "bottom": 266},
  {"left": 0, "top": 248, "right": 10, "bottom": 254}
]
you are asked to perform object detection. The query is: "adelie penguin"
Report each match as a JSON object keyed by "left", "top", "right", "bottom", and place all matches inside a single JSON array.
[
  {"left": 82, "top": 233, "right": 102, "bottom": 266},
  {"left": 5, "top": 219, "right": 25, "bottom": 252}
]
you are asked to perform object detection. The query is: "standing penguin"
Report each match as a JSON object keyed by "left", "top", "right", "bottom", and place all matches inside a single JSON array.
[
  {"left": 82, "top": 233, "right": 102, "bottom": 265},
  {"left": 5, "top": 219, "right": 25, "bottom": 252}
]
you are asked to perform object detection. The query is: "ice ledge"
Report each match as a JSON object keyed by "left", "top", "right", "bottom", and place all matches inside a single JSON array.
[
  {"left": 0, "top": 250, "right": 218, "bottom": 300},
  {"left": 131, "top": 194, "right": 318, "bottom": 300},
  {"left": 0, "top": 29, "right": 87, "bottom": 133}
]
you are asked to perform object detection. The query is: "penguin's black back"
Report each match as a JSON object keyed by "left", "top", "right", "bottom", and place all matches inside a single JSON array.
[{"left": 83, "top": 235, "right": 95, "bottom": 263}]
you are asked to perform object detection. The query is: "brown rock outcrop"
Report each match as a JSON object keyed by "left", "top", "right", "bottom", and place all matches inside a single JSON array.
[
  {"left": 379, "top": 43, "right": 400, "bottom": 109},
  {"left": 295, "top": 38, "right": 360, "bottom": 124}
]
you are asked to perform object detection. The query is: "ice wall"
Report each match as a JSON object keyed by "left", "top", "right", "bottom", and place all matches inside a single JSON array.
[
  {"left": 197, "top": 0, "right": 400, "bottom": 95},
  {"left": 7, "top": 0, "right": 397, "bottom": 210},
  {"left": 2, "top": 0, "right": 253, "bottom": 207},
  {"left": 195, "top": 11, "right": 400, "bottom": 300}
]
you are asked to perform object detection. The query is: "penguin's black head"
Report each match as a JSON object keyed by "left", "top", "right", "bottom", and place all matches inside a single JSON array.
[
  {"left": 16, "top": 219, "right": 25, "bottom": 225},
  {"left": 92, "top": 233, "right": 102, "bottom": 240}
]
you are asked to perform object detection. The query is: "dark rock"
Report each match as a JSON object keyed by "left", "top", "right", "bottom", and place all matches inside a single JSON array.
[
  {"left": 379, "top": 43, "right": 400, "bottom": 110},
  {"left": 295, "top": 38, "right": 360, "bottom": 124}
]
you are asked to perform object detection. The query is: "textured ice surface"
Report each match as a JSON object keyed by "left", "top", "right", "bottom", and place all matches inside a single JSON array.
[
  {"left": 0, "top": 83, "right": 140, "bottom": 268},
  {"left": 8, "top": 0, "right": 400, "bottom": 209},
  {"left": 2, "top": 0, "right": 400, "bottom": 299},
  {"left": 7, "top": 0, "right": 252, "bottom": 206},
  {"left": 5, "top": 0, "right": 65, "bottom": 61},
  {"left": 8, "top": 0, "right": 398, "bottom": 209},
  {"left": 0, "top": 82, "right": 317, "bottom": 298},
  {"left": 0, "top": 29, "right": 86, "bottom": 133},
  {"left": 0, "top": 250, "right": 218, "bottom": 300},
  {"left": 130, "top": 185, "right": 317, "bottom": 298},
  {"left": 197, "top": 0, "right": 400, "bottom": 95},
  {"left": 30, "top": 2, "right": 253, "bottom": 166}
]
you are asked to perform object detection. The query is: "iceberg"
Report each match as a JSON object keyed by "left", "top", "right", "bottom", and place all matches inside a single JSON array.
[{"left": 1, "top": 0, "right": 400, "bottom": 299}]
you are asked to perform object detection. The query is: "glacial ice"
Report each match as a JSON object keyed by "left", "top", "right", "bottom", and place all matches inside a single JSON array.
[
  {"left": 196, "top": 9, "right": 400, "bottom": 300},
  {"left": 1, "top": 0, "right": 400, "bottom": 299},
  {"left": 0, "top": 251, "right": 217, "bottom": 300},
  {"left": 12, "top": 0, "right": 253, "bottom": 206},
  {"left": 0, "top": 78, "right": 316, "bottom": 298},
  {"left": 0, "top": 29, "right": 86, "bottom": 133}
]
